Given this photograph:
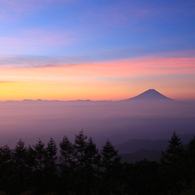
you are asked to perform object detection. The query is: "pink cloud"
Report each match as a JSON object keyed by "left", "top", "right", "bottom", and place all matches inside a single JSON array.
[
  {"left": 0, "top": 53, "right": 194, "bottom": 77},
  {"left": 36, "top": 56, "right": 195, "bottom": 78},
  {"left": 117, "top": 57, "right": 195, "bottom": 75}
]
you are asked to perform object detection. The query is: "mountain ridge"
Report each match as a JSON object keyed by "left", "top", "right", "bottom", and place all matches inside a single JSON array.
[
  {"left": 0, "top": 89, "right": 175, "bottom": 102},
  {"left": 124, "top": 89, "right": 174, "bottom": 101},
  {"left": 120, "top": 149, "right": 162, "bottom": 163}
]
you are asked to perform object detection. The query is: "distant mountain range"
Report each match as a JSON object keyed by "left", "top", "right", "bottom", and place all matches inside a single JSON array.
[
  {"left": 116, "top": 139, "right": 169, "bottom": 154},
  {"left": 120, "top": 149, "right": 162, "bottom": 163},
  {"left": 117, "top": 134, "right": 195, "bottom": 163},
  {"left": 1, "top": 89, "right": 174, "bottom": 102}
]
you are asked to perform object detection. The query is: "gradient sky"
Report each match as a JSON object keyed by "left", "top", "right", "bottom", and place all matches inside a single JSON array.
[{"left": 0, "top": 0, "right": 195, "bottom": 101}]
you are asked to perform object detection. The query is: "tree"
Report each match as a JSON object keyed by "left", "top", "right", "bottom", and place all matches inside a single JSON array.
[
  {"left": 73, "top": 130, "right": 88, "bottom": 166},
  {"left": 100, "top": 140, "right": 122, "bottom": 194},
  {"left": 101, "top": 140, "right": 121, "bottom": 173},
  {"left": 31, "top": 139, "right": 47, "bottom": 194},
  {"left": 133, "top": 159, "right": 160, "bottom": 194},
  {"left": 45, "top": 138, "right": 57, "bottom": 169},
  {"left": 59, "top": 135, "right": 74, "bottom": 193},
  {"left": 161, "top": 131, "right": 183, "bottom": 164},
  {"left": 44, "top": 138, "right": 58, "bottom": 193},
  {"left": 0, "top": 145, "right": 13, "bottom": 192},
  {"left": 161, "top": 132, "right": 184, "bottom": 194},
  {"left": 186, "top": 136, "right": 195, "bottom": 181},
  {"left": 72, "top": 130, "right": 88, "bottom": 194},
  {"left": 60, "top": 136, "right": 73, "bottom": 167},
  {"left": 12, "top": 140, "right": 29, "bottom": 193},
  {"left": 84, "top": 137, "right": 101, "bottom": 193},
  {"left": 32, "top": 139, "right": 46, "bottom": 171},
  {"left": 84, "top": 137, "right": 100, "bottom": 172}
]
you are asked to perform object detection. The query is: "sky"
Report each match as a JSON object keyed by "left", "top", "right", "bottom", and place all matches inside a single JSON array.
[{"left": 0, "top": 0, "right": 195, "bottom": 101}]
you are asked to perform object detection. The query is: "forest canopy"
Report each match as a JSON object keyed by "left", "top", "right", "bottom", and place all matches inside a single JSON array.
[{"left": 0, "top": 131, "right": 195, "bottom": 195}]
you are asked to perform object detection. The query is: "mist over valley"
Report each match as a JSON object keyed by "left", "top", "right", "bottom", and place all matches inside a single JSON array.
[{"left": 1, "top": 89, "right": 194, "bottom": 156}]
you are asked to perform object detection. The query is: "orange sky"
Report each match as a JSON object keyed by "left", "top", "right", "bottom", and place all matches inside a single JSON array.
[
  {"left": 1, "top": 57, "right": 194, "bottom": 101},
  {"left": 0, "top": 1, "right": 195, "bottom": 101}
]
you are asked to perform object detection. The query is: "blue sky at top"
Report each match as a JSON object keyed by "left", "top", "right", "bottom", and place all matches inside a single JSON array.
[{"left": 0, "top": 0, "right": 194, "bottom": 63}]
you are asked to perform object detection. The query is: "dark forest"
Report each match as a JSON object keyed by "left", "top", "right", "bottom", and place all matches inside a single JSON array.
[{"left": 0, "top": 131, "right": 195, "bottom": 195}]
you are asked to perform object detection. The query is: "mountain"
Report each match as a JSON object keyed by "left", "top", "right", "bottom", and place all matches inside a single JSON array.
[
  {"left": 124, "top": 89, "right": 173, "bottom": 101},
  {"left": 120, "top": 149, "right": 162, "bottom": 163},
  {"left": 1, "top": 89, "right": 173, "bottom": 103},
  {"left": 116, "top": 139, "right": 168, "bottom": 153},
  {"left": 116, "top": 134, "right": 195, "bottom": 154}
]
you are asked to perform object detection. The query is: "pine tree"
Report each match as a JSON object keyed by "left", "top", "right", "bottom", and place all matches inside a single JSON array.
[
  {"left": 73, "top": 130, "right": 88, "bottom": 169},
  {"left": 60, "top": 136, "right": 73, "bottom": 167},
  {"left": 12, "top": 139, "right": 29, "bottom": 193},
  {"left": 85, "top": 137, "right": 100, "bottom": 171},
  {"left": 100, "top": 140, "right": 121, "bottom": 194},
  {"left": 73, "top": 130, "right": 88, "bottom": 194},
  {"left": 186, "top": 136, "right": 195, "bottom": 181},
  {"left": 31, "top": 139, "right": 47, "bottom": 194},
  {"left": 187, "top": 136, "right": 195, "bottom": 160},
  {"left": 84, "top": 137, "right": 101, "bottom": 193},
  {"left": 33, "top": 139, "right": 46, "bottom": 171},
  {"left": 161, "top": 131, "right": 183, "bottom": 164},
  {"left": 59, "top": 135, "right": 74, "bottom": 193},
  {"left": 161, "top": 132, "right": 184, "bottom": 193},
  {"left": 45, "top": 137, "right": 57, "bottom": 169},
  {"left": 0, "top": 145, "right": 13, "bottom": 192},
  {"left": 101, "top": 140, "right": 121, "bottom": 173},
  {"left": 44, "top": 138, "right": 58, "bottom": 193}
]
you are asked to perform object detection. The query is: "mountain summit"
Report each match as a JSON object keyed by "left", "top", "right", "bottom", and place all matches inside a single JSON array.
[{"left": 125, "top": 89, "right": 173, "bottom": 101}]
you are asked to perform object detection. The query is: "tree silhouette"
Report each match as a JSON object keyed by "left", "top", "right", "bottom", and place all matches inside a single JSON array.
[
  {"left": 84, "top": 137, "right": 101, "bottom": 193},
  {"left": 12, "top": 140, "right": 29, "bottom": 193},
  {"left": 0, "top": 145, "right": 13, "bottom": 193},
  {"left": 100, "top": 140, "right": 122, "bottom": 194},
  {"left": 59, "top": 135, "right": 74, "bottom": 193},
  {"left": 161, "top": 131, "right": 183, "bottom": 164},
  {"left": 161, "top": 131, "right": 184, "bottom": 193},
  {"left": 186, "top": 136, "right": 195, "bottom": 182},
  {"left": 0, "top": 130, "right": 195, "bottom": 195},
  {"left": 85, "top": 137, "right": 100, "bottom": 173},
  {"left": 31, "top": 139, "right": 47, "bottom": 194},
  {"left": 44, "top": 138, "right": 58, "bottom": 193},
  {"left": 45, "top": 138, "right": 57, "bottom": 169},
  {"left": 133, "top": 159, "right": 160, "bottom": 194},
  {"left": 101, "top": 140, "right": 121, "bottom": 173},
  {"left": 73, "top": 130, "right": 88, "bottom": 194},
  {"left": 33, "top": 139, "right": 46, "bottom": 171},
  {"left": 60, "top": 136, "right": 73, "bottom": 167}
]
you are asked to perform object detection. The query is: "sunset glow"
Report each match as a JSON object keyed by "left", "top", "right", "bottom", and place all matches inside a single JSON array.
[{"left": 0, "top": 0, "right": 194, "bottom": 101}]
